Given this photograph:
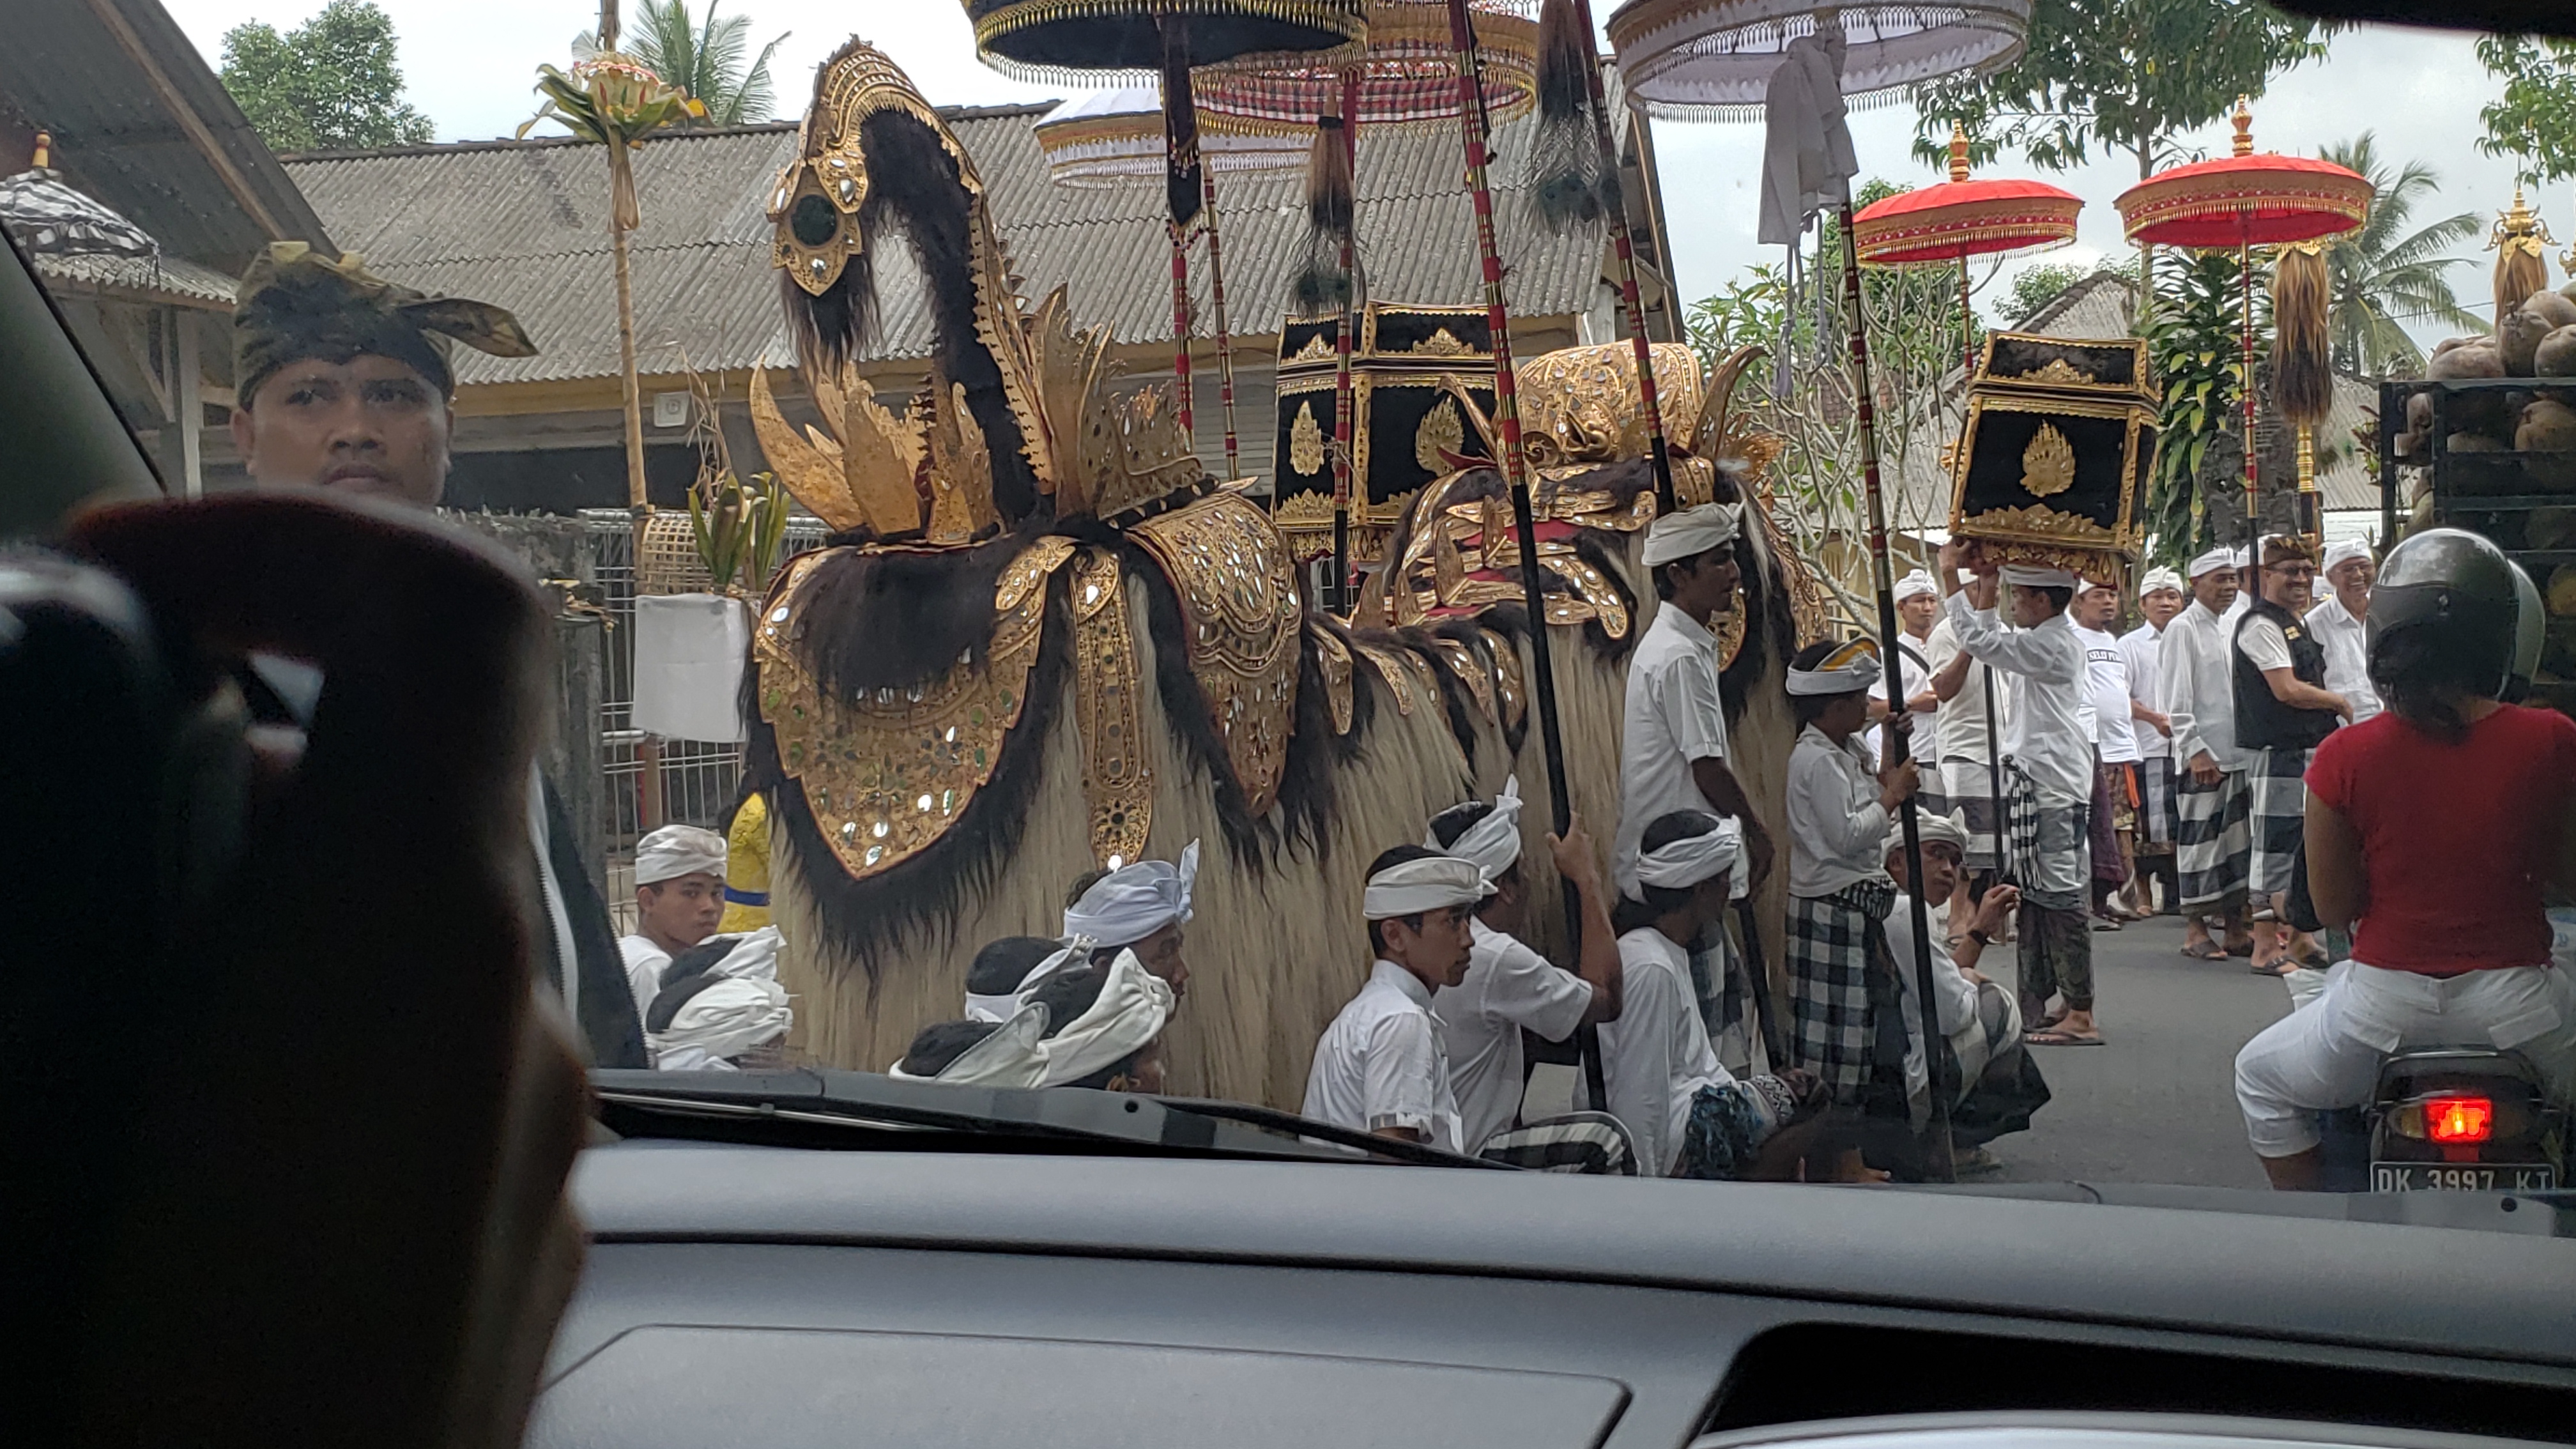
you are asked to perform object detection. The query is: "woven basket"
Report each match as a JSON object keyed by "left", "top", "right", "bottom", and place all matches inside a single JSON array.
[{"left": 635, "top": 510, "right": 717, "bottom": 597}]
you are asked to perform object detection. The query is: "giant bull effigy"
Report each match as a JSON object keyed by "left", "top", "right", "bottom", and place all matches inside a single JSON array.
[{"left": 738, "top": 40, "right": 1817, "bottom": 1107}]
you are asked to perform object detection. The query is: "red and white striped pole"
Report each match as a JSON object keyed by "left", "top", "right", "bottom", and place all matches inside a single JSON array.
[
  {"left": 1203, "top": 169, "right": 1242, "bottom": 480},
  {"left": 1565, "top": 0, "right": 1678, "bottom": 514},
  {"left": 1445, "top": 0, "right": 1570, "bottom": 841}
]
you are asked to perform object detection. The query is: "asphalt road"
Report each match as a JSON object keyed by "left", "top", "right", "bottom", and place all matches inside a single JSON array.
[{"left": 1987, "top": 912, "right": 2294, "bottom": 1189}]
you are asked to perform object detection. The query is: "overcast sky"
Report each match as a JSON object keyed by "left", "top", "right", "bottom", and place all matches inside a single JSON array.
[{"left": 163, "top": 1, "right": 2555, "bottom": 341}]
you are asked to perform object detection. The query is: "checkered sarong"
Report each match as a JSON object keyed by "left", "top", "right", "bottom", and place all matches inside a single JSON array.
[
  {"left": 1787, "top": 880, "right": 1899, "bottom": 1101},
  {"left": 2250, "top": 745, "right": 2310, "bottom": 896},
  {"left": 1943, "top": 758, "right": 2005, "bottom": 873},
  {"left": 2134, "top": 757, "right": 2178, "bottom": 849},
  {"left": 2176, "top": 765, "right": 2252, "bottom": 913},
  {"left": 2004, "top": 761, "right": 2091, "bottom": 914},
  {"left": 1475, "top": 1112, "right": 1637, "bottom": 1175}
]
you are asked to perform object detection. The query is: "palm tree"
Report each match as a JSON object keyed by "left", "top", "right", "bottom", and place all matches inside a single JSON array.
[
  {"left": 2317, "top": 133, "right": 2485, "bottom": 376},
  {"left": 577, "top": 0, "right": 786, "bottom": 126}
]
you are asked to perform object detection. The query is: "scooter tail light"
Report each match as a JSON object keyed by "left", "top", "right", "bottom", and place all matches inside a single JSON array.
[{"left": 2424, "top": 1096, "right": 2495, "bottom": 1144}]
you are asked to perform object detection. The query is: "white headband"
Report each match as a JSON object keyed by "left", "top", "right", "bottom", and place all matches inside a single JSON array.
[
  {"left": 1037, "top": 950, "right": 1176, "bottom": 1087},
  {"left": 1884, "top": 809, "right": 1969, "bottom": 862},
  {"left": 2188, "top": 546, "right": 2235, "bottom": 579},
  {"left": 1786, "top": 639, "right": 1883, "bottom": 697},
  {"left": 634, "top": 823, "right": 726, "bottom": 885},
  {"left": 1425, "top": 776, "right": 1523, "bottom": 880},
  {"left": 2138, "top": 566, "right": 2183, "bottom": 599},
  {"left": 889, "top": 1002, "right": 1053, "bottom": 1088},
  {"left": 962, "top": 936, "right": 1092, "bottom": 1023},
  {"left": 2322, "top": 539, "right": 2371, "bottom": 571},
  {"left": 1636, "top": 815, "right": 1744, "bottom": 890},
  {"left": 648, "top": 976, "right": 792, "bottom": 1068},
  {"left": 1062, "top": 841, "right": 1198, "bottom": 946},
  {"left": 1893, "top": 569, "right": 1936, "bottom": 603},
  {"left": 2000, "top": 564, "right": 2078, "bottom": 588},
  {"left": 1363, "top": 854, "right": 1490, "bottom": 919},
  {"left": 1642, "top": 502, "right": 1744, "bottom": 566}
]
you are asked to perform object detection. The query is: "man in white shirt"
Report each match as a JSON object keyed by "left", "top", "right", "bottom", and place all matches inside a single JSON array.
[
  {"left": 1062, "top": 842, "right": 1199, "bottom": 999},
  {"left": 1936, "top": 544, "right": 2100, "bottom": 1048},
  {"left": 1600, "top": 810, "right": 1850, "bottom": 1179},
  {"left": 2306, "top": 539, "right": 2382, "bottom": 726},
  {"left": 1881, "top": 810, "right": 2031, "bottom": 1174},
  {"left": 1616, "top": 502, "right": 1772, "bottom": 894},
  {"left": 1425, "top": 781, "right": 1625, "bottom": 1151},
  {"left": 1873, "top": 571, "right": 1945, "bottom": 815},
  {"left": 1302, "top": 848, "right": 1483, "bottom": 1151},
  {"left": 2161, "top": 547, "right": 2256, "bottom": 962},
  {"left": 1617, "top": 501, "right": 1772, "bottom": 1039},
  {"left": 620, "top": 824, "right": 728, "bottom": 1022},
  {"left": 1927, "top": 570, "right": 2010, "bottom": 889},
  {"left": 2073, "top": 577, "right": 2141, "bottom": 927},
  {"left": 2119, "top": 568, "right": 2185, "bottom": 917}
]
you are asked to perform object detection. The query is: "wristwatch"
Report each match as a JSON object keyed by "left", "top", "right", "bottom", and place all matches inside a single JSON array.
[{"left": 1968, "top": 928, "right": 1993, "bottom": 947}]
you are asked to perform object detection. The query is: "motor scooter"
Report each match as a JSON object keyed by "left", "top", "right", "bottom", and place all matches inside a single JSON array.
[{"left": 2317, "top": 1046, "right": 2564, "bottom": 1193}]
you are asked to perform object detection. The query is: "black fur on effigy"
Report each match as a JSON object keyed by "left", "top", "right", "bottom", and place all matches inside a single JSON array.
[
  {"left": 780, "top": 533, "right": 1021, "bottom": 702},
  {"left": 1463, "top": 602, "right": 1534, "bottom": 760},
  {"left": 1359, "top": 624, "right": 1490, "bottom": 767},
  {"left": 741, "top": 560, "right": 1076, "bottom": 997},
  {"left": 857, "top": 107, "right": 1046, "bottom": 526},
  {"left": 1569, "top": 529, "right": 1643, "bottom": 661}
]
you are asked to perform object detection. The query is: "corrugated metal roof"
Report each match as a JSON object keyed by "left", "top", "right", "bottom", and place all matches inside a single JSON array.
[
  {"left": 3, "top": 0, "right": 331, "bottom": 271},
  {"left": 31, "top": 249, "right": 236, "bottom": 305},
  {"left": 285, "top": 102, "right": 1603, "bottom": 389}
]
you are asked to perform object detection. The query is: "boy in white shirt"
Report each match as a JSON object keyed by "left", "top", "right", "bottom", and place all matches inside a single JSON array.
[
  {"left": 1600, "top": 809, "right": 1846, "bottom": 1179},
  {"left": 1425, "top": 781, "right": 1625, "bottom": 1152},
  {"left": 1302, "top": 848, "right": 1483, "bottom": 1151},
  {"left": 1781, "top": 637, "right": 1920, "bottom": 1107}
]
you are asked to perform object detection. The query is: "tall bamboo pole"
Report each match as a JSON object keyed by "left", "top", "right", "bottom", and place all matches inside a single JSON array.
[
  {"left": 601, "top": 0, "right": 662, "bottom": 829},
  {"left": 1204, "top": 169, "right": 1243, "bottom": 479},
  {"left": 1566, "top": 0, "right": 1677, "bottom": 513},
  {"left": 1330, "top": 89, "right": 1358, "bottom": 612},
  {"left": 1836, "top": 198, "right": 1953, "bottom": 1181},
  {"left": 2242, "top": 238, "right": 2258, "bottom": 543}
]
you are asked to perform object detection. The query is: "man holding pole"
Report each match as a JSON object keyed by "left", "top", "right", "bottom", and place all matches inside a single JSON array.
[
  {"left": 1926, "top": 569, "right": 2007, "bottom": 901},
  {"left": 1937, "top": 542, "right": 2100, "bottom": 1049},
  {"left": 1616, "top": 502, "right": 1773, "bottom": 1045}
]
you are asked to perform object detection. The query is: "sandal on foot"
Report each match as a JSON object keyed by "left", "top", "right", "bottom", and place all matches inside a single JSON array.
[
  {"left": 2025, "top": 1027, "right": 2104, "bottom": 1046},
  {"left": 2181, "top": 941, "right": 2228, "bottom": 961}
]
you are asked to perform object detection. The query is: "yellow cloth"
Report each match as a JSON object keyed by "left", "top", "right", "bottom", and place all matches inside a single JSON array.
[{"left": 717, "top": 793, "right": 772, "bottom": 933}]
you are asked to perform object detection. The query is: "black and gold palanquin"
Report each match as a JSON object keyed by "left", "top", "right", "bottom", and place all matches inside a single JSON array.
[
  {"left": 1271, "top": 302, "right": 1497, "bottom": 563},
  {"left": 1946, "top": 331, "right": 2157, "bottom": 576}
]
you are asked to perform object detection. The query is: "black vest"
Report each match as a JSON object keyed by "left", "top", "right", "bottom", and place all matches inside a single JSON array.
[{"left": 2232, "top": 596, "right": 2336, "bottom": 752}]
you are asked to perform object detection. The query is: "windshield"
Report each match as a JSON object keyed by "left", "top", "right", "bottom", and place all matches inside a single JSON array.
[{"left": 13, "top": 0, "right": 2574, "bottom": 1204}]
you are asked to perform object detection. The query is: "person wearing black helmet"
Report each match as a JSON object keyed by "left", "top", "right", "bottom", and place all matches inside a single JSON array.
[{"left": 2233, "top": 530, "right": 2576, "bottom": 1190}]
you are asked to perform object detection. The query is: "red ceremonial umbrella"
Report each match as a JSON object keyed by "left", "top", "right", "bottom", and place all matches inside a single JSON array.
[
  {"left": 1851, "top": 122, "right": 2078, "bottom": 889},
  {"left": 2118, "top": 99, "right": 2370, "bottom": 542},
  {"left": 1853, "top": 123, "right": 2080, "bottom": 371}
]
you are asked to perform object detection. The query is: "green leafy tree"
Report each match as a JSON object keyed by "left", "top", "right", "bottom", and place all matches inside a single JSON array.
[
  {"left": 577, "top": 0, "right": 787, "bottom": 126},
  {"left": 2314, "top": 133, "right": 2482, "bottom": 376},
  {"left": 220, "top": 0, "right": 434, "bottom": 153},
  {"left": 1687, "top": 182, "right": 1985, "bottom": 622},
  {"left": 1908, "top": 0, "right": 2332, "bottom": 183},
  {"left": 2144, "top": 250, "right": 2255, "bottom": 567},
  {"left": 2477, "top": 35, "right": 2576, "bottom": 183}
]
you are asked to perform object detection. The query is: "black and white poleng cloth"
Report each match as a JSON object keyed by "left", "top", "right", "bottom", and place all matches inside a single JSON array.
[{"left": 1786, "top": 878, "right": 1899, "bottom": 1101}]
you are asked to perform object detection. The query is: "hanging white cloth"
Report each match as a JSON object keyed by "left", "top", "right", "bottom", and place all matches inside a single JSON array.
[{"left": 1756, "top": 31, "right": 1856, "bottom": 247}]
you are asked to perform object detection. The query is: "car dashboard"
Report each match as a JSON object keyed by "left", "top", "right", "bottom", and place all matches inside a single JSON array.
[{"left": 530, "top": 1141, "right": 2575, "bottom": 1448}]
